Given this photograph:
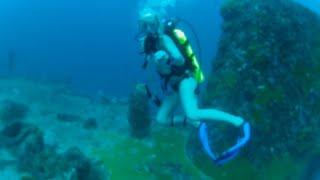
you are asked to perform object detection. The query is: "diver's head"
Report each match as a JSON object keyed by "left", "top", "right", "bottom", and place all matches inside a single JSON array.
[{"left": 138, "top": 8, "right": 161, "bottom": 35}]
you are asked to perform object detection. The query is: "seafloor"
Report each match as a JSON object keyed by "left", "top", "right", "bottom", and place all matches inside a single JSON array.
[{"left": 0, "top": 77, "right": 314, "bottom": 179}]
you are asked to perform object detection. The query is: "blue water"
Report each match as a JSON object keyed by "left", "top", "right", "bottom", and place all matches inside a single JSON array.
[
  {"left": 0, "top": 0, "right": 222, "bottom": 97},
  {"left": 0, "top": 0, "right": 319, "bottom": 96},
  {"left": 0, "top": 0, "right": 319, "bottom": 179}
]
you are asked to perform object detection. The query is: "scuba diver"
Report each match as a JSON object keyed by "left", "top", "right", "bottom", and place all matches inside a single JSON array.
[{"left": 137, "top": 8, "right": 251, "bottom": 165}]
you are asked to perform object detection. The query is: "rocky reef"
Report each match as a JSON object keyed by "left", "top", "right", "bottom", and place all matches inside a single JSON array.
[
  {"left": 0, "top": 121, "right": 107, "bottom": 179},
  {"left": 0, "top": 100, "right": 29, "bottom": 123},
  {"left": 0, "top": 79, "right": 114, "bottom": 179},
  {"left": 202, "top": 0, "right": 320, "bottom": 165}
]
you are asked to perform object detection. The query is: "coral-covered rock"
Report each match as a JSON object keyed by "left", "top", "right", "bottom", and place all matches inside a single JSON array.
[
  {"left": 0, "top": 121, "right": 107, "bottom": 179},
  {"left": 201, "top": 0, "right": 320, "bottom": 164}
]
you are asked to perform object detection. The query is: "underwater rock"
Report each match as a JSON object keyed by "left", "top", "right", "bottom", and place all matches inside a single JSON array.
[
  {"left": 17, "top": 138, "right": 108, "bottom": 179},
  {"left": 1, "top": 121, "right": 24, "bottom": 138},
  {"left": 128, "top": 84, "right": 152, "bottom": 138},
  {"left": 301, "top": 154, "right": 320, "bottom": 180},
  {"left": 0, "top": 120, "right": 107, "bottom": 179},
  {"left": 200, "top": 0, "right": 320, "bottom": 165},
  {"left": 56, "top": 113, "right": 82, "bottom": 123},
  {"left": 18, "top": 146, "right": 66, "bottom": 179},
  {"left": 0, "top": 100, "right": 29, "bottom": 122},
  {"left": 0, "top": 122, "right": 44, "bottom": 151},
  {"left": 97, "top": 93, "right": 112, "bottom": 105},
  {"left": 19, "top": 127, "right": 45, "bottom": 157},
  {"left": 65, "top": 147, "right": 108, "bottom": 180},
  {"left": 83, "top": 118, "right": 98, "bottom": 130}
]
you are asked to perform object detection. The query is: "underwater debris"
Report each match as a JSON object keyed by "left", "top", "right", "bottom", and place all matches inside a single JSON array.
[
  {"left": 96, "top": 92, "right": 112, "bottom": 105},
  {"left": 0, "top": 100, "right": 29, "bottom": 122},
  {"left": 8, "top": 49, "right": 16, "bottom": 75},
  {"left": 128, "top": 83, "right": 152, "bottom": 138},
  {"left": 201, "top": 0, "right": 320, "bottom": 167}
]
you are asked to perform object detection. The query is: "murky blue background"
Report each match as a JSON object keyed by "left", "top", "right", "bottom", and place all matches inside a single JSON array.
[{"left": 0, "top": 0, "right": 318, "bottom": 96}]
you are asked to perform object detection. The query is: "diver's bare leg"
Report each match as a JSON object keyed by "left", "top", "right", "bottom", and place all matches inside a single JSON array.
[
  {"left": 179, "top": 77, "right": 243, "bottom": 127},
  {"left": 156, "top": 93, "right": 179, "bottom": 125}
]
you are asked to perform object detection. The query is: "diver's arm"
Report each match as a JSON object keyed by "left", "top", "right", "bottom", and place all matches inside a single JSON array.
[{"left": 161, "top": 35, "right": 185, "bottom": 66}]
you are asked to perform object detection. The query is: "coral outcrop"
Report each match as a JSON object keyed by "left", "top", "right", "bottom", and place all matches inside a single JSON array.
[{"left": 202, "top": 0, "right": 320, "bottom": 164}]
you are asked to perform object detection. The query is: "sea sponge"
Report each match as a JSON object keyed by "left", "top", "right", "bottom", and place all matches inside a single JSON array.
[{"left": 128, "top": 84, "right": 152, "bottom": 138}]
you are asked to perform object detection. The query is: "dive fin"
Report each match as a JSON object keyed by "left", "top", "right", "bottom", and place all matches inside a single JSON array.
[{"left": 198, "top": 122, "right": 251, "bottom": 165}]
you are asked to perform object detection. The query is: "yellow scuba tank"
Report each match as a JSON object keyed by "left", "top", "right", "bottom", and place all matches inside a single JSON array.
[{"left": 164, "top": 19, "right": 205, "bottom": 83}]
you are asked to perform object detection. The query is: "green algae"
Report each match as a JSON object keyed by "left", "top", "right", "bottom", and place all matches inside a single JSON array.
[
  {"left": 192, "top": 152, "right": 305, "bottom": 179},
  {"left": 92, "top": 128, "right": 207, "bottom": 179},
  {"left": 260, "top": 156, "right": 302, "bottom": 180},
  {"left": 250, "top": 108, "right": 264, "bottom": 123},
  {"left": 204, "top": 78, "right": 226, "bottom": 101},
  {"left": 193, "top": 157, "right": 257, "bottom": 179},
  {"left": 223, "top": 70, "right": 237, "bottom": 88},
  {"left": 254, "top": 86, "right": 284, "bottom": 106},
  {"left": 91, "top": 127, "right": 313, "bottom": 179}
]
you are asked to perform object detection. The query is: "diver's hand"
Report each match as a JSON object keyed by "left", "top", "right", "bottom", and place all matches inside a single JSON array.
[
  {"left": 154, "top": 50, "right": 169, "bottom": 64},
  {"left": 154, "top": 50, "right": 171, "bottom": 75}
]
